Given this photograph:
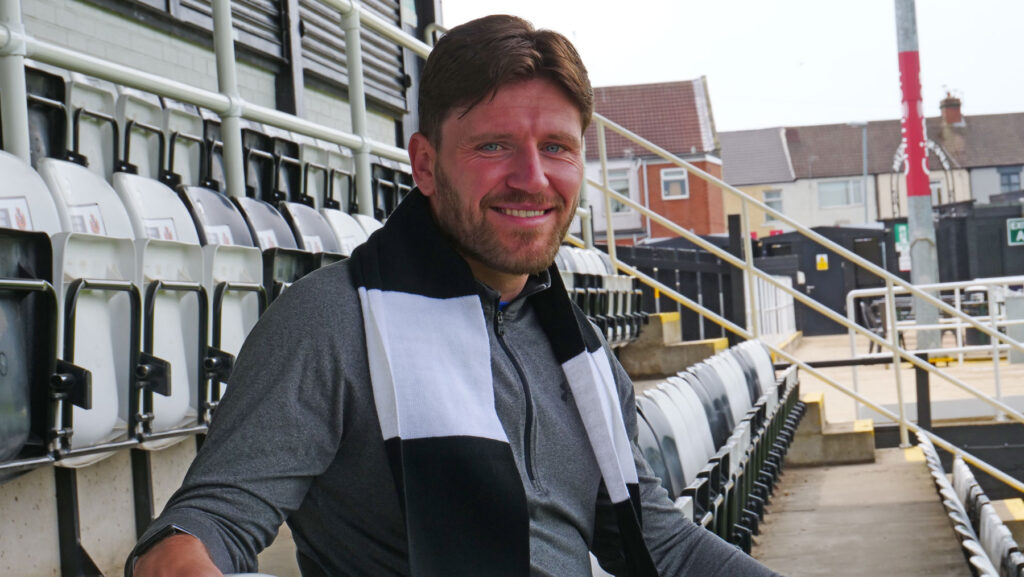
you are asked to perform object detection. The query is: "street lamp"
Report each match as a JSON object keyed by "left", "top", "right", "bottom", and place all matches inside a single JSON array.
[{"left": 848, "top": 121, "right": 869, "bottom": 225}]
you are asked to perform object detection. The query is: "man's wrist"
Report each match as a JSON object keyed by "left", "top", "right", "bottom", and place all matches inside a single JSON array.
[{"left": 126, "top": 524, "right": 195, "bottom": 577}]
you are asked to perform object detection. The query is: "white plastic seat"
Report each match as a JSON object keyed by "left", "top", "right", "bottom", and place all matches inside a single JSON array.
[
  {"left": 0, "top": 152, "right": 64, "bottom": 469},
  {"left": 352, "top": 213, "right": 383, "bottom": 237},
  {"left": 279, "top": 201, "right": 343, "bottom": 257},
  {"left": 703, "top": 356, "right": 751, "bottom": 427},
  {"left": 176, "top": 186, "right": 263, "bottom": 373},
  {"left": 113, "top": 172, "right": 206, "bottom": 447},
  {"left": 117, "top": 87, "right": 165, "bottom": 181},
  {"left": 646, "top": 388, "right": 703, "bottom": 486},
  {"left": 37, "top": 157, "right": 137, "bottom": 467},
  {"left": 662, "top": 377, "right": 716, "bottom": 459},
  {"left": 321, "top": 208, "right": 369, "bottom": 257}
]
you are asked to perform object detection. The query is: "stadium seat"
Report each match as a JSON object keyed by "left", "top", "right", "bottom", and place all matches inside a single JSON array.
[
  {"left": 635, "top": 395, "right": 686, "bottom": 499},
  {"left": 0, "top": 152, "right": 64, "bottom": 478},
  {"left": 231, "top": 196, "right": 318, "bottom": 303},
  {"left": 176, "top": 185, "right": 265, "bottom": 415},
  {"left": 636, "top": 411, "right": 672, "bottom": 497},
  {"left": 37, "top": 155, "right": 139, "bottom": 467}
]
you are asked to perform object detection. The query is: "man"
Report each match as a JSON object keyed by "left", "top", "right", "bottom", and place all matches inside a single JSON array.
[{"left": 129, "top": 15, "right": 779, "bottom": 577}]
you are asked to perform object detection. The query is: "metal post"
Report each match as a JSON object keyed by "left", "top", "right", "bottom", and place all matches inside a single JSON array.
[
  {"left": 598, "top": 123, "right": 611, "bottom": 254},
  {"left": 989, "top": 284, "right": 1004, "bottom": 421},
  {"left": 212, "top": 0, "right": 247, "bottom": 198},
  {"left": 0, "top": 0, "right": 31, "bottom": 162},
  {"left": 342, "top": 4, "right": 374, "bottom": 217},
  {"left": 886, "top": 278, "right": 910, "bottom": 447},
  {"left": 895, "top": 0, "right": 940, "bottom": 350},
  {"left": 861, "top": 123, "right": 869, "bottom": 223},
  {"left": 579, "top": 137, "right": 593, "bottom": 249},
  {"left": 741, "top": 200, "right": 759, "bottom": 337},
  {"left": 914, "top": 352, "right": 931, "bottom": 430}
]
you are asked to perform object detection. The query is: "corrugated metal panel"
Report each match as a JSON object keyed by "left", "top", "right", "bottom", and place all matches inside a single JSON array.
[
  {"left": 178, "top": 0, "right": 284, "bottom": 59},
  {"left": 299, "top": 0, "right": 407, "bottom": 112}
]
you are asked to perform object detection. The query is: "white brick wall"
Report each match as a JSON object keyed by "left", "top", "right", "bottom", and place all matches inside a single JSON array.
[
  {"left": 304, "top": 86, "right": 400, "bottom": 148},
  {"left": 22, "top": 0, "right": 401, "bottom": 150}
]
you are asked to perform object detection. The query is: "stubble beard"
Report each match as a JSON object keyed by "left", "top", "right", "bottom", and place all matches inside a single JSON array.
[{"left": 430, "top": 164, "right": 578, "bottom": 276}]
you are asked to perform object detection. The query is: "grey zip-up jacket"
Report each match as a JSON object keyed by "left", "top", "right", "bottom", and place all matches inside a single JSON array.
[{"left": 131, "top": 260, "right": 777, "bottom": 576}]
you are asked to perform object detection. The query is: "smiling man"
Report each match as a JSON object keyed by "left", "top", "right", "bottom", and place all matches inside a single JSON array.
[{"left": 127, "top": 15, "right": 779, "bottom": 577}]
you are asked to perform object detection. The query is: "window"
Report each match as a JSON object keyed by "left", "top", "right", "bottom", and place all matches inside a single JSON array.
[
  {"left": 999, "top": 166, "right": 1022, "bottom": 193},
  {"left": 607, "top": 168, "right": 632, "bottom": 213},
  {"left": 817, "top": 178, "right": 864, "bottom": 208},
  {"left": 763, "top": 189, "right": 782, "bottom": 222},
  {"left": 661, "top": 168, "right": 689, "bottom": 199}
]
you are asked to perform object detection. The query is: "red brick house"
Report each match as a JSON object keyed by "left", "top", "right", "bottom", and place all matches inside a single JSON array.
[{"left": 578, "top": 78, "right": 723, "bottom": 245}]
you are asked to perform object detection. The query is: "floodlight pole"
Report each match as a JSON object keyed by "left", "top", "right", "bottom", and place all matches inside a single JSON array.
[{"left": 895, "top": 0, "right": 939, "bottom": 352}]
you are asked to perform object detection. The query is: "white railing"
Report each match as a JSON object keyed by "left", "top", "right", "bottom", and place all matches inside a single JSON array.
[
  {"left": 846, "top": 275, "right": 1024, "bottom": 420},
  {"left": 582, "top": 113, "right": 1024, "bottom": 495},
  {"left": 757, "top": 274, "right": 796, "bottom": 340}
]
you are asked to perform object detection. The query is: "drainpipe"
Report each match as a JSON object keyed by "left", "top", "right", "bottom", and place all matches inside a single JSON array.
[
  {"left": 0, "top": 0, "right": 31, "bottom": 162},
  {"left": 642, "top": 159, "right": 651, "bottom": 240},
  {"left": 212, "top": 0, "right": 246, "bottom": 198},
  {"left": 342, "top": 4, "right": 374, "bottom": 217}
]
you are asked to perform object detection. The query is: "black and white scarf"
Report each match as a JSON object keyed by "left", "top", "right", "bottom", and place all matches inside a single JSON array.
[{"left": 349, "top": 190, "right": 657, "bottom": 576}]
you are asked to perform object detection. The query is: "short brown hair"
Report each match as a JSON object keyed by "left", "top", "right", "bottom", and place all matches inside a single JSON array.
[{"left": 418, "top": 15, "right": 593, "bottom": 145}]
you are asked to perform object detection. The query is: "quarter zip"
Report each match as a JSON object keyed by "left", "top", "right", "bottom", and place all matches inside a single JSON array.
[{"left": 494, "top": 306, "right": 538, "bottom": 484}]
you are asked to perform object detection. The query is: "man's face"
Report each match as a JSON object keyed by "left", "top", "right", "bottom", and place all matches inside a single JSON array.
[{"left": 415, "top": 78, "right": 585, "bottom": 277}]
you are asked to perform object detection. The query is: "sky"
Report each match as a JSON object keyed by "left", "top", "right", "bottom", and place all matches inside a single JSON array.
[{"left": 439, "top": 0, "right": 1024, "bottom": 132}]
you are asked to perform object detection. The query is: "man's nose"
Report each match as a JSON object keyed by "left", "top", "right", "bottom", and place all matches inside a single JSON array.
[{"left": 505, "top": 147, "right": 549, "bottom": 193}]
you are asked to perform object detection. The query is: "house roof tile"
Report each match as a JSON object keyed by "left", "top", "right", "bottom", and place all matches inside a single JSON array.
[
  {"left": 719, "top": 128, "right": 794, "bottom": 185},
  {"left": 584, "top": 79, "right": 716, "bottom": 160}
]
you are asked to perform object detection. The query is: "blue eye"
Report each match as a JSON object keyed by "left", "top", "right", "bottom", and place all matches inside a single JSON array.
[
  {"left": 479, "top": 143, "right": 501, "bottom": 152},
  {"left": 543, "top": 144, "right": 566, "bottom": 153}
]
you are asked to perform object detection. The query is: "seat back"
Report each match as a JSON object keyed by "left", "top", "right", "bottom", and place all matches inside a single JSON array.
[
  {"left": 676, "top": 370, "right": 731, "bottom": 448},
  {"left": 646, "top": 388, "right": 702, "bottom": 486},
  {"left": 178, "top": 186, "right": 256, "bottom": 248},
  {"left": 279, "top": 201, "right": 342, "bottom": 256},
  {"left": 321, "top": 209, "right": 368, "bottom": 257},
  {"left": 635, "top": 395, "right": 686, "bottom": 498},
  {"left": 233, "top": 197, "right": 296, "bottom": 250},
  {"left": 686, "top": 363, "right": 737, "bottom": 434},
  {"left": 661, "top": 377, "right": 716, "bottom": 460},
  {"left": 353, "top": 213, "right": 383, "bottom": 237},
  {"left": 635, "top": 412, "right": 672, "bottom": 497}
]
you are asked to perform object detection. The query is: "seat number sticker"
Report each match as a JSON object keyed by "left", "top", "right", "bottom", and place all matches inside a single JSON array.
[
  {"left": 68, "top": 203, "right": 107, "bottom": 236},
  {"left": 0, "top": 197, "right": 33, "bottom": 231}
]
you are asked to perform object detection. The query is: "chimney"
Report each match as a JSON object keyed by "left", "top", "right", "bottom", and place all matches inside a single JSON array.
[{"left": 941, "top": 92, "right": 963, "bottom": 125}]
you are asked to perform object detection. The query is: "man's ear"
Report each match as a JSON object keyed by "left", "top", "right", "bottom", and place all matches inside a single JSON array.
[{"left": 408, "top": 132, "right": 437, "bottom": 197}]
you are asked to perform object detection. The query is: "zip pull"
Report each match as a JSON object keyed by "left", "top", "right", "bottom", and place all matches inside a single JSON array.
[{"left": 495, "top": 309, "right": 505, "bottom": 336}]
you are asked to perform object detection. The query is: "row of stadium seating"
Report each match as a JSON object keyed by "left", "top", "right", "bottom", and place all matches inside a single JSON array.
[
  {"left": 636, "top": 341, "right": 802, "bottom": 551},
  {"left": 556, "top": 246, "right": 648, "bottom": 348},
  {"left": 591, "top": 341, "right": 802, "bottom": 576},
  {"left": 0, "top": 64, "right": 411, "bottom": 478},
  {"left": 919, "top": 432, "right": 1024, "bottom": 577}
]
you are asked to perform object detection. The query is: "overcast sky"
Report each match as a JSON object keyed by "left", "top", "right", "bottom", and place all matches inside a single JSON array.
[{"left": 439, "top": 0, "right": 1024, "bottom": 132}]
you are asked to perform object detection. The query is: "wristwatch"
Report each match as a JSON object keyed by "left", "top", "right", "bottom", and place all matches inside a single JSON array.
[{"left": 125, "top": 524, "right": 194, "bottom": 577}]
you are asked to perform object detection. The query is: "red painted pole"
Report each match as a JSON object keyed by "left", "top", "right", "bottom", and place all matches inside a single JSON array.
[{"left": 898, "top": 50, "right": 929, "bottom": 197}]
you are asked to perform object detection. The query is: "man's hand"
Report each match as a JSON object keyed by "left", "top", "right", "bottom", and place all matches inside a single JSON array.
[{"left": 132, "top": 533, "right": 223, "bottom": 577}]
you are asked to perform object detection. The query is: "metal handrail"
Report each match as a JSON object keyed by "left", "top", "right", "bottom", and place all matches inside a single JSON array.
[
  {"left": 568, "top": 232, "right": 1024, "bottom": 496},
  {"left": 585, "top": 117, "right": 1024, "bottom": 437},
  {"left": 591, "top": 116, "right": 1024, "bottom": 355},
  {"left": 581, "top": 117, "right": 1024, "bottom": 493}
]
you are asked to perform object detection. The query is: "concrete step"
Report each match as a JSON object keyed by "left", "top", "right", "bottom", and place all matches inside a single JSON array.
[
  {"left": 752, "top": 447, "right": 971, "bottom": 576},
  {"left": 787, "top": 392, "right": 875, "bottom": 466},
  {"left": 617, "top": 312, "right": 727, "bottom": 378}
]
